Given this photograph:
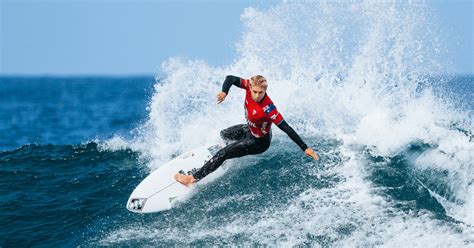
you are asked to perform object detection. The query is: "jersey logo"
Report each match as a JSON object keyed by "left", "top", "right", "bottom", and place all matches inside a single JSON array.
[
  {"left": 270, "top": 113, "right": 278, "bottom": 120},
  {"left": 247, "top": 120, "right": 257, "bottom": 127},
  {"left": 263, "top": 104, "right": 276, "bottom": 114},
  {"left": 252, "top": 110, "right": 257, "bottom": 115}
]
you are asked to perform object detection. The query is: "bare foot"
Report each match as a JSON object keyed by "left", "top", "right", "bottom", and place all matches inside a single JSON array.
[{"left": 174, "top": 173, "right": 197, "bottom": 186}]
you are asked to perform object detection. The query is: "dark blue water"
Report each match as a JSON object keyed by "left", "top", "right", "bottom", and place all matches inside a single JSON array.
[
  {"left": 0, "top": 77, "right": 153, "bottom": 247},
  {"left": 0, "top": 76, "right": 473, "bottom": 247},
  {"left": 0, "top": 76, "right": 154, "bottom": 151}
]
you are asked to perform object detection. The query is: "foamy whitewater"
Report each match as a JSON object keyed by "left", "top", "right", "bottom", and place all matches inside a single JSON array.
[{"left": 100, "top": 1, "right": 473, "bottom": 246}]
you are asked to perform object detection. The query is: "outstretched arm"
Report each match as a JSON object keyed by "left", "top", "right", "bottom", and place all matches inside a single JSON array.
[
  {"left": 217, "top": 75, "right": 242, "bottom": 104},
  {"left": 222, "top": 75, "right": 242, "bottom": 94},
  {"left": 277, "top": 120, "right": 319, "bottom": 160}
]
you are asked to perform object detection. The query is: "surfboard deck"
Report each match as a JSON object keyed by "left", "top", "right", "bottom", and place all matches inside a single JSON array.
[{"left": 126, "top": 144, "right": 220, "bottom": 213}]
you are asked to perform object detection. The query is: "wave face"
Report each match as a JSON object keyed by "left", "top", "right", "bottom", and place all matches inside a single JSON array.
[{"left": 1, "top": 1, "right": 473, "bottom": 247}]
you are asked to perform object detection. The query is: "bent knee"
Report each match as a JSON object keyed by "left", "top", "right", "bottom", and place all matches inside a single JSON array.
[{"left": 220, "top": 129, "right": 227, "bottom": 139}]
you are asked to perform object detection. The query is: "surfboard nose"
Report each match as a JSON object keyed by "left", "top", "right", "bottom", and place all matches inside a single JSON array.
[{"left": 126, "top": 144, "right": 215, "bottom": 213}]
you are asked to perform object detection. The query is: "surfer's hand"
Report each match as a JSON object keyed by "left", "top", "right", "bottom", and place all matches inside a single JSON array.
[
  {"left": 305, "top": 148, "right": 319, "bottom": 160},
  {"left": 174, "top": 173, "right": 197, "bottom": 186},
  {"left": 217, "top": 92, "right": 227, "bottom": 104}
]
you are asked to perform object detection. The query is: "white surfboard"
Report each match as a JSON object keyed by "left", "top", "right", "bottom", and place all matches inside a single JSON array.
[{"left": 126, "top": 144, "right": 220, "bottom": 213}]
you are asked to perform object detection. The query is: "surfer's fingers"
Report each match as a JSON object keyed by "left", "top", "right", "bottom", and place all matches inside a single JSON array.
[
  {"left": 216, "top": 93, "right": 226, "bottom": 104},
  {"left": 313, "top": 154, "right": 319, "bottom": 160},
  {"left": 312, "top": 152, "right": 319, "bottom": 160},
  {"left": 306, "top": 149, "right": 319, "bottom": 160}
]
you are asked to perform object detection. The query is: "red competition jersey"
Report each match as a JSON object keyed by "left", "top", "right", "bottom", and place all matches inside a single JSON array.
[{"left": 239, "top": 78, "right": 284, "bottom": 138}]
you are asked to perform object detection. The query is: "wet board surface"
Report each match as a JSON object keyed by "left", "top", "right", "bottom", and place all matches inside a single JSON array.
[{"left": 127, "top": 144, "right": 219, "bottom": 213}]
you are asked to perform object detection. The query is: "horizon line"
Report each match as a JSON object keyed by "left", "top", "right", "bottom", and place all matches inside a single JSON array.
[
  {"left": 1, "top": 73, "right": 473, "bottom": 78},
  {"left": 0, "top": 73, "right": 157, "bottom": 78}
]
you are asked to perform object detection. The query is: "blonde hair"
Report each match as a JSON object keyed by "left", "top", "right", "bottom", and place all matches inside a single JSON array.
[{"left": 250, "top": 75, "right": 268, "bottom": 88}]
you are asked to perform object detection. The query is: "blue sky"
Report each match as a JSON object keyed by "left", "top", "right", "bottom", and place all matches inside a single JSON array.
[{"left": 1, "top": 0, "right": 472, "bottom": 75}]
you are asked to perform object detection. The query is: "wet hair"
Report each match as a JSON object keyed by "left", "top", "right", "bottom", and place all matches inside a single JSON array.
[{"left": 250, "top": 75, "right": 268, "bottom": 88}]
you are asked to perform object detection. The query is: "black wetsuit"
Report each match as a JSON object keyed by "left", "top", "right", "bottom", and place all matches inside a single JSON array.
[{"left": 192, "top": 76, "right": 308, "bottom": 181}]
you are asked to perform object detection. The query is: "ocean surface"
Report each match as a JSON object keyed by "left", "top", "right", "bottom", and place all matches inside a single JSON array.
[
  {"left": 1, "top": 76, "right": 473, "bottom": 247},
  {"left": 2, "top": 2, "right": 474, "bottom": 247}
]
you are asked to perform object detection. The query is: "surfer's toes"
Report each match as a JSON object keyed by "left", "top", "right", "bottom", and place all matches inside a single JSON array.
[{"left": 174, "top": 173, "right": 196, "bottom": 186}]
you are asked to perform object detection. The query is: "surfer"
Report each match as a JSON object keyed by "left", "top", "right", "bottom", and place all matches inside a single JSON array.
[{"left": 174, "top": 75, "right": 319, "bottom": 186}]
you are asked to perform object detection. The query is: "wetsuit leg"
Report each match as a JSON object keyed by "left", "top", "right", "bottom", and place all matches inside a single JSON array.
[
  {"left": 192, "top": 132, "right": 271, "bottom": 180},
  {"left": 220, "top": 124, "right": 249, "bottom": 142}
]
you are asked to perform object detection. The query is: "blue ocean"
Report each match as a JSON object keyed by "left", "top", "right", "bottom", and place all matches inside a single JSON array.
[{"left": 1, "top": 2, "right": 474, "bottom": 247}]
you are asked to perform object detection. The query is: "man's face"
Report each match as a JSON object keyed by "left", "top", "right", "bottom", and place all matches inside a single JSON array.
[{"left": 250, "top": 85, "right": 267, "bottom": 102}]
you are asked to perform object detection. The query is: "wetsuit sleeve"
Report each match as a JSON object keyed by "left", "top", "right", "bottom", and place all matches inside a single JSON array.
[
  {"left": 277, "top": 120, "right": 308, "bottom": 151},
  {"left": 221, "top": 75, "right": 245, "bottom": 94}
]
